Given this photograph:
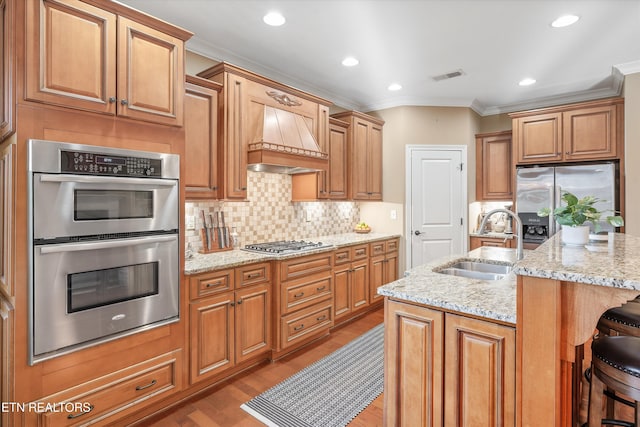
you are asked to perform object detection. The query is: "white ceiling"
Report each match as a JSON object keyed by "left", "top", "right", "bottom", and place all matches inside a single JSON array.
[{"left": 118, "top": 0, "right": 640, "bottom": 116}]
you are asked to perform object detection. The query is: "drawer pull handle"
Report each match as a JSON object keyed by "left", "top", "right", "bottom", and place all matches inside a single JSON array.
[
  {"left": 294, "top": 292, "right": 304, "bottom": 298},
  {"left": 355, "top": 249, "right": 365, "bottom": 255},
  {"left": 206, "top": 280, "right": 222, "bottom": 288},
  {"left": 237, "top": 299, "right": 243, "bottom": 305},
  {"left": 67, "top": 404, "right": 94, "bottom": 419},
  {"left": 316, "top": 285, "right": 326, "bottom": 291},
  {"left": 247, "top": 273, "right": 261, "bottom": 278},
  {"left": 135, "top": 379, "right": 157, "bottom": 391},
  {"left": 317, "top": 315, "right": 327, "bottom": 321},
  {"left": 337, "top": 254, "right": 347, "bottom": 259},
  {"left": 294, "top": 324, "right": 304, "bottom": 331}
]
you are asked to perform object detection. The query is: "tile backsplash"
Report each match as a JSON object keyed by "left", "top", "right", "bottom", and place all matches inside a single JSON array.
[{"left": 185, "top": 171, "right": 360, "bottom": 250}]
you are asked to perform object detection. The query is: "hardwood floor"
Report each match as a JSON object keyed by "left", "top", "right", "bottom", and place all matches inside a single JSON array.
[{"left": 139, "top": 308, "right": 384, "bottom": 427}]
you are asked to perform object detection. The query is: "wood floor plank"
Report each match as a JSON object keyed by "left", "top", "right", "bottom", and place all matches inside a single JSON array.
[{"left": 140, "top": 309, "right": 384, "bottom": 426}]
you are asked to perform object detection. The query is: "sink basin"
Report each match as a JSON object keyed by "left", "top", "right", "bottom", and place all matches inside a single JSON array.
[{"left": 435, "top": 260, "right": 513, "bottom": 281}]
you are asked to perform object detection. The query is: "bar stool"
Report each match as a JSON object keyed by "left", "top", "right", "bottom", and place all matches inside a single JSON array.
[
  {"left": 597, "top": 300, "right": 640, "bottom": 337},
  {"left": 588, "top": 336, "right": 640, "bottom": 427}
]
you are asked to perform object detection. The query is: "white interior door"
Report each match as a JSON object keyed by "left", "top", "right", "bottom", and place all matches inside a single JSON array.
[{"left": 406, "top": 146, "right": 467, "bottom": 269}]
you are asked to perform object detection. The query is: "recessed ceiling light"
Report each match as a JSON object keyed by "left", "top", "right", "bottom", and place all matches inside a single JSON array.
[
  {"left": 263, "top": 11, "right": 285, "bottom": 26},
  {"left": 342, "top": 57, "right": 359, "bottom": 67},
  {"left": 388, "top": 83, "right": 402, "bottom": 91},
  {"left": 551, "top": 14, "right": 579, "bottom": 28},
  {"left": 519, "top": 78, "right": 536, "bottom": 86}
]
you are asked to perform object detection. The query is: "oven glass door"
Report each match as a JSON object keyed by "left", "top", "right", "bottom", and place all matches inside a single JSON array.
[
  {"left": 31, "top": 234, "right": 179, "bottom": 362},
  {"left": 33, "top": 173, "right": 178, "bottom": 239}
]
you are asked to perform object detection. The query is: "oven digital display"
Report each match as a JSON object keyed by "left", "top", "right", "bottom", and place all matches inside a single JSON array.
[
  {"left": 95, "top": 155, "right": 126, "bottom": 166},
  {"left": 60, "top": 150, "right": 162, "bottom": 177}
]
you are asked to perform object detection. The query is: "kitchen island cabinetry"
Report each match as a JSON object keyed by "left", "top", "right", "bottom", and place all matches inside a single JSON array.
[
  {"left": 384, "top": 299, "right": 515, "bottom": 427},
  {"left": 0, "top": 0, "right": 13, "bottom": 142},
  {"left": 184, "top": 75, "right": 222, "bottom": 199},
  {"left": 475, "top": 131, "right": 512, "bottom": 200},
  {"left": 333, "top": 244, "right": 369, "bottom": 323},
  {"left": 24, "top": 0, "right": 189, "bottom": 126},
  {"left": 331, "top": 110, "right": 384, "bottom": 200},
  {"left": 273, "top": 252, "right": 333, "bottom": 358},
  {"left": 512, "top": 98, "right": 623, "bottom": 164},
  {"left": 189, "top": 263, "right": 271, "bottom": 384},
  {"left": 369, "top": 238, "right": 399, "bottom": 305}
]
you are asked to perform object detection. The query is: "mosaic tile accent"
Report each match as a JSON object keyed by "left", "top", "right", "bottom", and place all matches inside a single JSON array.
[{"left": 185, "top": 171, "right": 360, "bottom": 251}]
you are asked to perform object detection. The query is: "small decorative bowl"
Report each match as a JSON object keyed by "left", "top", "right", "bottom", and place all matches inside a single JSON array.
[{"left": 354, "top": 227, "right": 371, "bottom": 234}]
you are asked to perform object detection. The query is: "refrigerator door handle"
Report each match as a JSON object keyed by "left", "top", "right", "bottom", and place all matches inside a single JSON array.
[{"left": 552, "top": 185, "right": 562, "bottom": 235}]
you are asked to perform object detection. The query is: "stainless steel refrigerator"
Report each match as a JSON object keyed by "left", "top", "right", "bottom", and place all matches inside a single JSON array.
[{"left": 515, "top": 163, "right": 618, "bottom": 245}]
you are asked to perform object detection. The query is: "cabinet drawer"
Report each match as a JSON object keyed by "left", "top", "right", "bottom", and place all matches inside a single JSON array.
[
  {"left": 236, "top": 262, "right": 271, "bottom": 288},
  {"left": 279, "top": 253, "right": 332, "bottom": 281},
  {"left": 282, "top": 274, "right": 332, "bottom": 314},
  {"left": 281, "top": 303, "right": 333, "bottom": 349},
  {"left": 370, "top": 241, "right": 386, "bottom": 256},
  {"left": 31, "top": 351, "right": 181, "bottom": 426},
  {"left": 352, "top": 244, "right": 369, "bottom": 260},
  {"left": 334, "top": 248, "right": 351, "bottom": 265},
  {"left": 385, "top": 238, "right": 399, "bottom": 253},
  {"left": 190, "top": 269, "right": 234, "bottom": 299}
]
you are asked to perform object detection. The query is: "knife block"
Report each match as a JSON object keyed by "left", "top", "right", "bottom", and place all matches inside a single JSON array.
[{"left": 198, "top": 226, "right": 233, "bottom": 254}]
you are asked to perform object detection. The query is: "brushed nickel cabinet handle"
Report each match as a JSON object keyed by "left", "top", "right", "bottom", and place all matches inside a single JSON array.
[
  {"left": 67, "top": 404, "right": 94, "bottom": 419},
  {"left": 316, "top": 315, "right": 327, "bottom": 321},
  {"left": 120, "top": 99, "right": 129, "bottom": 105},
  {"left": 108, "top": 97, "right": 117, "bottom": 103},
  {"left": 135, "top": 379, "right": 157, "bottom": 391},
  {"left": 247, "top": 273, "right": 261, "bottom": 278},
  {"left": 316, "top": 285, "right": 326, "bottom": 291},
  {"left": 294, "top": 324, "right": 304, "bottom": 331},
  {"left": 237, "top": 299, "right": 243, "bottom": 305},
  {"left": 206, "top": 280, "right": 222, "bottom": 288},
  {"left": 294, "top": 292, "right": 304, "bottom": 298}
]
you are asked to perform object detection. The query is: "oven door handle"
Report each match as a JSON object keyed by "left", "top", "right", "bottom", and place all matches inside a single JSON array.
[
  {"left": 39, "top": 174, "right": 177, "bottom": 187},
  {"left": 39, "top": 235, "right": 177, "bottom": 254}
]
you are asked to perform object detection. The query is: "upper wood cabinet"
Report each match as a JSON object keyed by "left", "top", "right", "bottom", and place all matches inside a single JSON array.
[
  {"left": 511, "top": 98, "right": 623, "bottom": 164},
  {"left": 331, "top": 111, "right": 384, "bottom": 200},
  {"left": 184, "top": 75, "right": 222, "bottom": 199},
  {"left": 0, "top": 0, "right": 13, "bottom": 142},
  {"left": 24, "top": 0, "right": 191, "bottom": 126},
  {"left": 475, "top": 131, "right": 512, "bottom": 201}
]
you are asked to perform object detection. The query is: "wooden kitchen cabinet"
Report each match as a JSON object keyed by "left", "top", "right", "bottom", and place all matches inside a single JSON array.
[
  {"left": 24, "top": 0, "right": 189, "bottom": 126},
  {"left": 273, "top": 252, "right": 333, "bottom": 358},
  {"left": 470, "top": 235, "right": 514, "bottom": 250},
  {"left": 189, "top": 263, "right": 271, "bottom": 383},
  {"left": 369, "top": 238, "right": 399, "bottom": 305},
  {"left": 184, "top": 75, "right": 222, "bottom": 199},
  {"left": 476, "top": 131, "right": 512, "bottom": 200},
  {"left": 0, "top": 143, "right": 14, "bottom": 299},
  {"left": 25, "top": 350, "right": 183, "bottom": 426},
  {"left": 333, "top": 244, "right": 370, "bottom": 323},
  {"left": 512, "top": 98, "right": 623, "bottom": 164},
  {"left": 292, "top": 117, "right": 350, "bottom": 201},
  {"left": 0, "top": 0, "right": 14, "bottom": 142},
  {"left": 331, "top": 111, "right": 384, "bottom": 200},
  {"left": 384, "top": 299, "right": 516, "bottom": 427}
]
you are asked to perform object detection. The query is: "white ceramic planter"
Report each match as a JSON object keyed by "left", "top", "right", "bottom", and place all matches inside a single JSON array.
[{"left": 562, "top": 225, "right": 590, "bottom": 246}]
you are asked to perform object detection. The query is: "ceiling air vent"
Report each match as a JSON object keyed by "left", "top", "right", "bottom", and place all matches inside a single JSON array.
[{"left": 432, "top": 69, "right": 465, "bottom": 82}]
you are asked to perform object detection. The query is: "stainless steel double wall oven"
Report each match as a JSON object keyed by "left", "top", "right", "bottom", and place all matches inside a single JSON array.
[{"left": 28, "top": 140, "right": 180, "bottom": 364}]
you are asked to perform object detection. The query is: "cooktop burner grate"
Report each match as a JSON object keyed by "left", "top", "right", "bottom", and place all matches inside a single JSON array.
[{"left": 243, "top": 240, "right": 330, "bottom": 254}]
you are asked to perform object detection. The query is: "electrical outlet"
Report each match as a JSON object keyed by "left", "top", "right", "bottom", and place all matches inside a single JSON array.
[
  {"left": 186, "top": 215, "right": 196, "bottom": 230},
  {"left": 390, "top": 209, "right": 397, "bottom": 220}
]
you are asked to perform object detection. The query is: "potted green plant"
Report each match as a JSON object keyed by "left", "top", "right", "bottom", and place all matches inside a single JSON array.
[{"left": 537, "top": 191, "right": 624, "bottom": 245}]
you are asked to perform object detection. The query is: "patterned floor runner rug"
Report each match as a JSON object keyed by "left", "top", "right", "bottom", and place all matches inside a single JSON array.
[{"left": 241, "top": 323, "right": 384, "bottom": 427}]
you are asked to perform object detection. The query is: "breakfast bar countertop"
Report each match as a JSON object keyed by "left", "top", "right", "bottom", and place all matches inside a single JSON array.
[
  {"left": 513, "top": 232, "right": 640, "bottom": 290},
  {"left": 377, "top": 246, "right": 519, "bottom": 325}
]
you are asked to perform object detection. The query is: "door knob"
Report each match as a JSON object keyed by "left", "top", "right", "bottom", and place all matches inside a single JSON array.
[{"left": 414, "top": 230, "right": 422, "bottom": 236}]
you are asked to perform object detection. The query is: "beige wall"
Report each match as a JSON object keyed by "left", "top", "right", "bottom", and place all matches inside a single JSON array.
[{"left": 624, "top": 72, "right": 640, "bottom": 235}]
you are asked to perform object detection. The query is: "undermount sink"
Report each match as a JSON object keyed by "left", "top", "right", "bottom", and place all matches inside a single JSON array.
[{"left": 436, "top": 260, "right": 513, "bottom": 281}]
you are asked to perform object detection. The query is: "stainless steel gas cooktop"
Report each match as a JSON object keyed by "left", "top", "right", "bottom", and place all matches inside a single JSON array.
[{"left": 243, "top": 240, "right": 332, "bottom": 255}]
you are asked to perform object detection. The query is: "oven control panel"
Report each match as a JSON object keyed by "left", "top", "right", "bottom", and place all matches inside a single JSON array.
[{"left": 61, "top": 150, "right": 163, "bottom": 177}]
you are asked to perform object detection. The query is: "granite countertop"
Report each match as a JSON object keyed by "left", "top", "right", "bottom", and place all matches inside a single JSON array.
[
  {"left": 513, "top": 232, "right": 640, "bottom": 290},
  {"left": 377, "top": 247, "right": 519, "bottom": 325},
  {"left": 185, "top": 232, "right": 400, "bottom": 275}
]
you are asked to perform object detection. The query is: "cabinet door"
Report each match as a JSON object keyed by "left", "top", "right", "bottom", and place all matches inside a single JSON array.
[
  {"left": 351, "top": 260, "right": 369, "bottom": 310},
  {"left": 333, "top": 265, "right": 351, "bottom": 320},
  {"left": 385, "top": 300, "right": 444, "bottom": 427},
  {"left": 185, "top": 78, "right": 220, "bottom": 198},
  {"left": 25, "top": 0, "right": 117, "bottom": 114},
  {"left": 327, "top": 120, "right": 349, "bottom": 199},
  {"left": 477, "top": 132, "right": 512, "bottom": 200},
  {"left": 369, "top": 255, "right": 384, "bottom": 305},
  {"left": 117, "top": 16, "right": 184, "bottom": 126},
  {"left": 190, "top": 293, "right": 235, "bottom": 383},
  {"left": 444, "top": 314, "right": 515, "bottom": 427},
  {"left": 563, "top": 104, "right": 617, "bottom": 160},
  {"left": 515, "top": 113, "right": 562, "bottom": 164},
  {"left": 0, "top": 0, "right": 14, "bottom": 142},
  {"left": 384, "top": 251, "right": 399, "bottom": 285},
  {"left": 0, "top": 143, "right": 14, "bottom": 298},
  {"left": 235, "top": 284, "right": 270, "bottom": 363},
  {"left": 222, "top": 73, "right": 248, "bottom": 199},
  {"left": 367, "top": 122, "right": 383, "bottom": 200},
  {"left": 351, "top": 118, "right": 370, "bottom": 199}
]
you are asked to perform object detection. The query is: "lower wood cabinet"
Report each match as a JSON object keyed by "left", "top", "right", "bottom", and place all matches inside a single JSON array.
[
  {"left": 189, "top": 263, "right": 271, "bottom": 384},
  {"left": 25, "top": 350, "right": 183, "bottom": 426},
  {"left": 470, "top": 235, "right": 515, "bottom": 250},
  {"left": 334, "top": 244, "right": 369, "bottom": 322},
  {"left": 370, "top": 238, "right": 399, "bottom": 305},
  {"left": 384, "top": 299, "right": 515, "bottom": 427}
]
